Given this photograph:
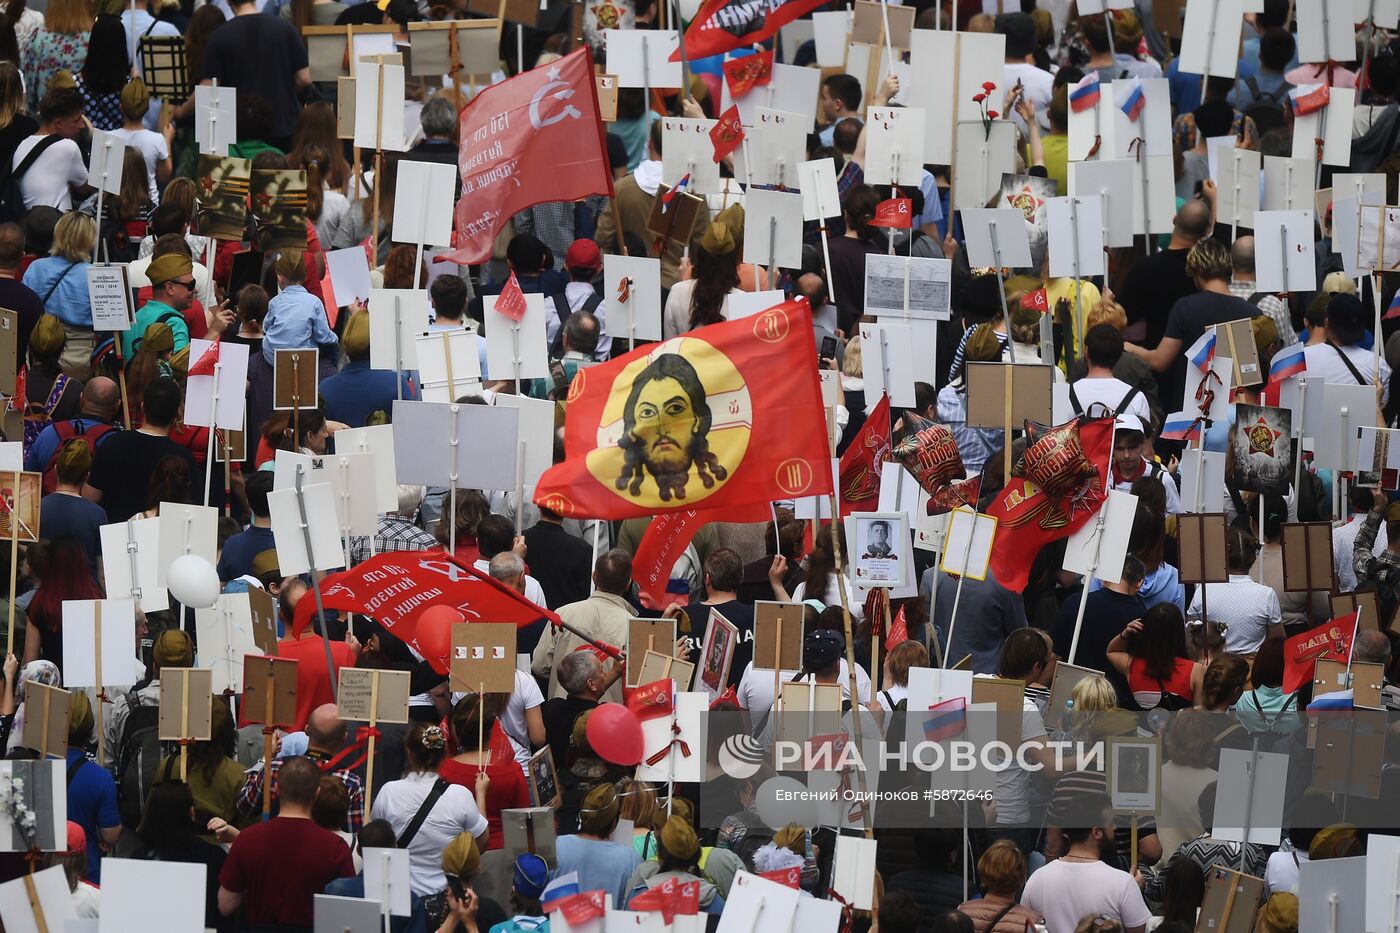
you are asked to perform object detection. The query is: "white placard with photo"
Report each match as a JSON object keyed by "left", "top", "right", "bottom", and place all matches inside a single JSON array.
[
  {"left": 864, "top": 255, "right": 952, "bottom": 320},
  {"left": 848, "top": 511, "right": 908, "bottom": 590}
]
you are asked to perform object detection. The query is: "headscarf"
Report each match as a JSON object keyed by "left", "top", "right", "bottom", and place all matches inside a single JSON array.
[{"left": 9, "top": 660, "right": 60, "bottom": 752}]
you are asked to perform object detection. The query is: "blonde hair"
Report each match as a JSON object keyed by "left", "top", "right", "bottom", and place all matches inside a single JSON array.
[
  {"left": 50, "top": 211, "right": 96, "bottom": 262},
  {"left": 616, "top": 778, "right": 657, "bottom": 829},
  {"left": 967, "top": 12, "right": 995, "bottom": 32},
  {"left": 976, "top": 839, "right": 1027, "bottom": 896},
  {"left": 1070, "top": 674, "right": 1118, "bottom": 714},
  {"left": 0, "top": 64, "right": 22, "bottom": 132},
  {"left": 1086, "top": 299, "right": 1128, "bottom": 333},
  {"left": 842, "top": 334, "right": 863, "bottom": 377},
  {"left": 44, "top": 0, "right": 93, "bottom": 36},
  {"left": 1185, "top": 238, "right": 1232, "bottom": 283}
]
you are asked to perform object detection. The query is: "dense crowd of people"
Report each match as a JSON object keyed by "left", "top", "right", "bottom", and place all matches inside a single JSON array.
[{"left": 0, "top": 0, "right": 1397, "bottom": 931}]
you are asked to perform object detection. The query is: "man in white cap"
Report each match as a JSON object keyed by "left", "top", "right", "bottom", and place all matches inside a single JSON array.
[{"left": 1110, "top": 413, "right": 1180, "bottom": 514}]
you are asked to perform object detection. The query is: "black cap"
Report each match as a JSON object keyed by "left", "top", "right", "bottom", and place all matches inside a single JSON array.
[
  {"left": 1326, "top": 293, "right": 1367, "bottom": 345},
  {"left": 803, "top": 629, "right": 845, "bottom": 672},
  {"left": 996, "top": 12, "right": 1037, "bottom": 59}
]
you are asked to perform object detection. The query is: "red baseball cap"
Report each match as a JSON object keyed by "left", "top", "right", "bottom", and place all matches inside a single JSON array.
[{"left": 564, "top": 239, "right": 603, "bottom": 271}]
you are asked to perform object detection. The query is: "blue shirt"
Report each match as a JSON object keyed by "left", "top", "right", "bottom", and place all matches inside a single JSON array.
[
  {"left": 553, "top": 835, "right": 642, "bottom": 908},
  {"left": 262, "top": 284, "right": 338, "bottom": 364},
  {"left": 320, "top": 359, "right": 419, "bottom": 428},
  {"left": 39, "top": 493, "right": 105, "bottom": 572},
  {"left": 24, "top": 417, "right": 120, "bottom": 473},
  {"left": 22, "top": 258, "right": 92, "bottom": 327},
  {"left": 916, "top": 169, "right": 944, "bottom": 233},
  {"left": 64, "top": 748, "right": 120, "bottom": 883},
  {"left": 217, "top": 525, "right": 276, "bottom": 581}
]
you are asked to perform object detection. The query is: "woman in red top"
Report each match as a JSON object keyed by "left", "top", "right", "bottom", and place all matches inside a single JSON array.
[
  {"left": 439, "top": 694, "right": 529, "bottom": 852},
  {"left": 1106, "top": 603, "right": 1203, "bottom": 710}
]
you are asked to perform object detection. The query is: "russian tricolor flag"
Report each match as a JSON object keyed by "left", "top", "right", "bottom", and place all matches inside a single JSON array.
[
  {"left": 1070, "top": 72, "right": 1100, "bottom": 113},
  {"left": 1186, "top": 331, "right": 1216, "bottom": 373},
  {"left": 661, "top": 173, "right": 691, "bottom": 213},
  {"left": 1386, "top": 290, "right": 1400, "bottom": 321},
  {"left": 1267, "top": 344, "right": 1306, "bottom": 383},
  {"left": 1160, "top": 411, "right": 1202, "bottom": 442},
  {"left": 922, "top": 697, "right": 967, "bottom": 742},
  {"left": 541, "top": 872, "right": 580, "bottom": 912},
  {"left": 1120, "top": 81, "right": 1146, "bottom": 122}
]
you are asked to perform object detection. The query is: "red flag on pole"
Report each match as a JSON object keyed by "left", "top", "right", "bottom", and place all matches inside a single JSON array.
[
  {"left": 533, "top": 299, "right": 832, "bottom": 520},
  {"left": 1283, "top": 612, "right": 1358, "bottom": 693},
  {"left": 494, "top": 271, "right": 528, "bottom": 322},
  {"left": 710, "top": 105, "right": 745, "bottom": 163},
  {"left": 633, "top": 509, "right": 705, "bottom": 607},
  {"left": 188, "top": 341, "right": 220, "bottom": 378},
  {"left": 443, "top": 48, "right": 613, "bottom": 265},
  {"left": 722, "top": 50, "right": 774, "bottom": 98},
  {"left": 676, "top": 0, "right": 830, "bottom": 60},
  {"left": 870, "top": 198, "right": 913, "bottom": 228},
  {"left": 838, "top": 393, "right": 891, "bottom": 516}
]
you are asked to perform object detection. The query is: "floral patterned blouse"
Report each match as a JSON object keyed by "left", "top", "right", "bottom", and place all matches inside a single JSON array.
[
  {"left": 74, "top": 73, "right": 124, "bottom": 131},
  {"left": 22, "top": 27, "right": 87, "bottom": 111}
]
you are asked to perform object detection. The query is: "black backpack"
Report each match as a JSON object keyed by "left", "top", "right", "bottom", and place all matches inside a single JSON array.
[
  {"left": 114, "top": 691, "right": 168, "bottom": 828},
  {"left": 728, "top": 809, "right": 776, "bottom": 870},
  {"left": 0, "top": 135, "right": 62, "bottom": 224}
]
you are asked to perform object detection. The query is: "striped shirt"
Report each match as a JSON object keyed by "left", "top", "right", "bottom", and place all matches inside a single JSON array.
[{"left": 1047, "top": 769, "right": 1159, "bottom": 867}]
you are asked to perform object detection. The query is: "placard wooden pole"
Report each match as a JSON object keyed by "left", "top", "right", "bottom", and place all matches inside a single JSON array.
[
  {"left": 39, "top": 684, "right": 51, "bottom": 759},
  {"left": 1130, "top": 814, "right": 1139, "bottom": 870},
  {"left": 771, "top": 614, "right": 781, "bottom": 763},
  {"left": 261, "top": 663, "right": 276, "bottom": 817},
  {"left": 294, "top": 466, "right": 339, "bottom": 701},
  {"left": 370, "top": 56, "right": 387, "bottom": 266},
  {"left": 5, "top": 470, "right": 17, "bottom": 657},
  {"left": 291, "top": 354, "right": 302, "bottom": 452},
  {"left": 477, "top": 683, "right": 486, "bottom": 769},
  {"left": 366, "top": 670, "right": 379, "bottom": 811},
  {"left": 23, "top": 873, "right": 49, "bottom": 931},
  {"left": 449, "top": 23, "right": 463, "bottom": 106},
  {"left": 180, "top": 670, "right": 191, "bottom": 782},
  {"left": 94, "top": 600, "right": 105, "bottom": 768}
]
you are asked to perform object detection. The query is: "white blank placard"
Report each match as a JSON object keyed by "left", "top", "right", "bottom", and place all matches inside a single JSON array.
[
  {"left": 353, "top": 58, "right": 406, "bottom": 151},
  {"left": 1361, "top": 0, "right": 1400, "bottom": 29},
  {"left": 961, "top": 208, "right": 1032, "bottom": 269},
  {"left": 391, "top": 399, "right": 519, "bottom": 490},
  {"left": 1296, "top": 0, "right": 1354, "bottom": 63},
  {"left": 368, "top": 289, "right": 431, "bottom": 372},
  {"left": 1253, "top": 210, "right": 1317, "bottom": 293},
  {"left": 864, "top": 107, "right": 926, "bottom": 186},
  {"left": 362, "top": 848, "right": 412, "bottom": 917},
  {"left": 100, "top": 518, "right": 166, "bottom": 613},
  {"left": 715, "top": 873, "right": 801, "bottom": 933},
  {"left": 327, "top": 247, "right": 373, "bottom": 307},
  {"left": 602, "top": 255, "right": 662, "bottom": 341},
  {"left": 493, "top": 393, "right": 554, "bottom": 489},
  {"left": 1130, "top": 155, "right": 1176, "bottom": 236},
  {"left": 100, "top": 858, "right": 205, "bottom": 933},
  {"left": 392, "top": 159, "right": 455, "bottom": 248},
  {"left": 1178, "top": 448, "right": 1226, "bottom": 513},
  {"left": 415, "top": 328, "right": 481, "bottom": 402},
  {"left": 1045, "top": 195, "right": 1106, "bottom": 279},
  {"left": 196, "top": 593, "right": 259, "bottom": 695},
  {"left": 604, "top": 29, "right": 681, "bottom": 88},
  {"left": 741, "top": 108, "right": 806, "bottom": 188},
  {"left": 811, "top": 11, "right": 851, "bottom": 66},
  {"left": 1212, "top": 748, "right": 1288, "bottom": 846},
  {"left": 183, "top": 339, "right": 249, "bottom": 430},
  {"left": 905, "top": 30, "right": 1004, "bottom": 165},
  {"left": 940, "top": 507, "right": 996, "bottom": 579},
  {"left": 661, "top": 117, "right": 721, "bottom": 195},
  {"left": 1070, "top": 158, "right": 1135, "bottom": 248},
  {"left": 1292, "top": 85, "right": 1355, "bottom": 166},
  {"left": 1299, "top": 856, "right": 1364, "bottom": 933},
  {"left": 636, "top": 691, "right": 706, "bottom": 782},
  {"left": 830, "top": 835, "right": 878, "bottom": 910},
  {"left": 798, "top": 158, "right": 841, "bottom": 221},
  {"left": 1110, "top": 78, "right": 1171, "bottom": 158},
  {"left": 484, "top": 293, "right": 549, "bottom": 380},
  {"left": 88, "top": 130, "right": 124, "bottom": 196},
  {"left": 1061, "top": 490, "right": 1137, "bottom": 584},
  {"left": 155, "top": 502, "right": 219, "bottom": 593},
  {"left": 273, "top": 450, "right": 379, "bottom": 537},
  {"left": 0, "top": 866, "right": 74, "bottom": 933},
  {"left": 743, "top": 188, "right": 804, "bottom": 269},
  {"left": 857, "top": 321, "right": 915, "bottom": 408},
  {"left": 62, "top": 598, "right": 140, "bottom": 689},
  {"left": 1262, "top": 156, "right": 1314, "bottom": 212},
  {"left": 1178, "top": 0, "right": 1244, "bottom": 78},
  {"left": 952, "top": 120, "right": 1017, "bottom": 215},
  {"left": 334, "top": 423, "right": 397, "bottom": 514},
  {"left": 720, "top": 62, "right": 820, "bottom": 130},
  {"left": 1365, "top": 838, "right": 1400, "bottom": 933},
  {"left": 269, "top": 481, "right": 345, "bottom": 574},
  {"left": 1214, "top": 146, "right": 1261, "bottom": 229}
]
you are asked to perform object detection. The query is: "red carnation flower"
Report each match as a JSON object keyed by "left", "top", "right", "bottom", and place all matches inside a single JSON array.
[
  {"left": 982, "top": 81, "right": 996, "bottom": 91},
  {"left": 973, "top": 92, "right": 985, "bottom": 103},
  {"left": 987, "top": 110, "right": 999, "bottom": 119}
]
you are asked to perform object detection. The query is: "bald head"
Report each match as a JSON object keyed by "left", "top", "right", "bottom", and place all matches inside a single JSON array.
[
  {"left": 81, "top": 377, "right": 119, "bottom": 419},
  {"left": 1174, "top": 199, "right": 1211, "bottom": 242},
  {"left": 1231, "top": 236, "right": 1256, "bottom": 276},
  {"left": 1354, "top": 629, "right": 1391, "bottom": 665},
  {"left": 306, "top": 703, "right": 346, "bottom": 751},
  {"left": 0, "top": 223, "right": 21, "bottom": 270}
]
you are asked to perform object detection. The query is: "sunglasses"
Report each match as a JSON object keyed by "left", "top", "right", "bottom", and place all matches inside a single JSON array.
[{"left": 169, "top": 279, "right": 196, "bottom": 290}]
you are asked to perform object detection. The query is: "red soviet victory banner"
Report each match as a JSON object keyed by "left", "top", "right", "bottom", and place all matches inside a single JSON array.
[
  {"left": 676, "top": 0, "right": 830, "bottom": 61},
  {"left": 534, "top": 298, "right": 833, "bottom": 520},
  {"left": 633, "top": 509, "right": 705, "bottom": 607},
  {"left": 1283, "top": 612, "right": 1358, "bottom": 693},
  {"left": 983, "top": 417, "right": 1115, "bottom": 592},
  {"left": 838, "top": 393, "right": 891, "bottom": 517},
  {"left": 444, "top": 47, "right": 613, "bottom": 265}
]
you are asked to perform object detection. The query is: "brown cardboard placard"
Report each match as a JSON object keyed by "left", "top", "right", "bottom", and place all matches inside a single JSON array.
[
  {"left": 1198, "top": 867, "right": 1265, "bottom": 933},
  {"left": 1151, "top": 0, "right": 1186, "bottom": 38},
  {"left": 851, "top": 0, "right": 915, "bottom": 50},
  {"left": 645, "top": 184, "right": 704, "bottom": 245},
  {"left": 405, "top": 19, "right": 499, "bottom": 78},
  {"left": 1216, "top": 318, "right": 1263, "bottom": 388},
  {"left": 242, "top": 655, "right": 299, "bottom": 728},
  {"left": 1280, "top": 522, "right": 1335, "bottom": 593},
  {"left": 1177, "top": 513, "right": 1230, "bottom": 584},
  {"left": 450, "top": 622, "right": 517, "bottom": 694},
  {"left": 1332, "top": 590, "right": 1383, "bottom": 632},
  {"left": 627, "top": 619, "right": 676, "bottom": 687},
  {"left": 337, "top": 668, "right": 411, "bottom": 724},
  {"left": 752, "top": 601, "right": 804, "bottom": 671},
  {"left": 465, "top": 0, "right": 555, "bottom": 26},
  {"left": 596, "top": 75, "right": 619, "bottom": 122},
  {"left": 159, "top": 668, "right": 215, "bottom": 741},
  {"left": 636, "top": 648, "right": 695, "bottom": 689},
  {"left": 501, "top": 807, "right": 556, "bottom": 862},
  {"left": 247, "top": 587, "right": 278, "bottom": 655},
  {"left": 20, "top": 681, "right": 69, "bottom": 759},
  {"left": 526, "top": 747, "right": 561, "bottom": 809},
  {"left": 337, "top": 77, "right": 356, "bottom": 139},
  {"left": 1311, "top": 707, "right": 1385, "bottom": 799},
  {"left": 777, "top": 681, "right": 842, "bottom": 753},
  {"left": 964, "top": 362, "right": 1055, "bottom": 429},
  {"left": 214, "top": 428, "right": 246, "bottom": 464},
  {"left": 0, "top": 472, "right": 40, "bottom": 543},
  {"left": 970, "top": 675, "right": 1026, "bottom": 747},
  {"left": 0, "top": 308, "right": 18, "bottom": 395},
  {"left": 273, "top": 348, "right": 320, "bottom": 411},
  {"left": 301, "top": 24, "right": 399, "bottom": 81},
  {"left": 1314, "top": 658, "right": 1384, "bottom": 711}
]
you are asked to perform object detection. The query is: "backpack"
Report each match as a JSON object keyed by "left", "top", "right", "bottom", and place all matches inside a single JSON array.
[
  {"left": 548, "top": 291, "right": 603, "bottom": 359},
  {"left": 0, "top": 135, "right": 62, "bottom": 224},
  {"left": 728, "top": 809, "right": 776, "bottom": 871},
  {"left": 114, "top": 690, "right": 167, "bottom": 829},
  {"left": 40, "top": 418, "right": 116, "bottom": 494},
  {"left": 98, "top": 216, "right": 141, "bottom": 264},
  {"left": 22, "top": 374, "right": 72, "bottom": 449}
]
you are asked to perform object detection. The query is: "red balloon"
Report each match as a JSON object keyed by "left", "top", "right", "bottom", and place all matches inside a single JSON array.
[
  {"left": 414, "top": 605, "right": 462, "bottom": 675},
  {"left": 586, "top": 703, "right": 644, "bottom": 766}
]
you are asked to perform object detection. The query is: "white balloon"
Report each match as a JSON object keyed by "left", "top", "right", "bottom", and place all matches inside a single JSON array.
[{"left": 168, "top": 554, "right": 220, "bottom": 609}]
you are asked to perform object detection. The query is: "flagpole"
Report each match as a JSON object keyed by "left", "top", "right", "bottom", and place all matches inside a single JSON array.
[{"left": 203, "top": 361, "right": 221, "bottom": 507}]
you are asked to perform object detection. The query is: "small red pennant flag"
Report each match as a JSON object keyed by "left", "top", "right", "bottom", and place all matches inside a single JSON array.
[
  {"left": 870, "top": 198, "right": 913, "bottom": 229},
  {"left": 722, "top": 50, "right": 774, "bottom": 98},
  {"left": 710, "top": 105, "right": 745, "bottom": 163},
  {"left": 188, "top": 341, "right": 220, "bottom": 378},
  {"left": 494, "top": 271, "right": 528, "bottom": 322}
]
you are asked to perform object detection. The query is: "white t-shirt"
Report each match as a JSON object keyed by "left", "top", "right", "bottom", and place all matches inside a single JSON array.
[
  {"left": 13, "top": 135, "right": 87, "bottom": 211},
  {"left": 473, "top": 558, "right": 547, "bottom": 608},
  {"left": 1020, "top": 858, "right": 1153, "bottom": 933},
  {"left": 111, "top": 127, "right": 168, "bottom": 204},
  {"left": 369, "top": 770, "right": 488, "bottom": 897},
  {"left": 791, "top": 576, "right": 866, "bottom": 620},
  {"left": 1303, "top": 341, "right": 1392, "bottom": 405},
  {"left": 989, "top": 691, "right": 1048, "bottom": 826},
  {"left": 452, "top": 668, "right": 542, "bottom": 768},
  {"left": 1265, "top": 849, "right": 1307, "bottom": 896},
  {"left": 1069, "top": 376, "right": 1152, "bottom": 426}
]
